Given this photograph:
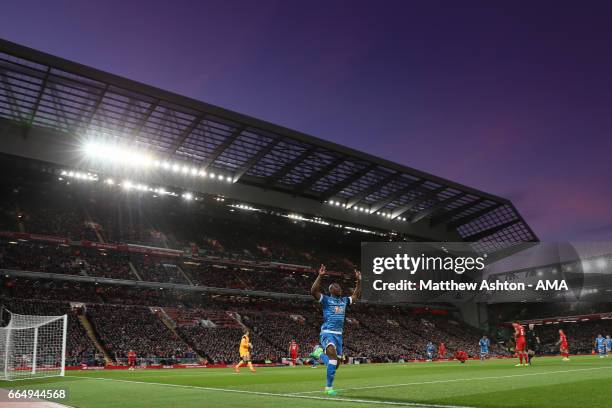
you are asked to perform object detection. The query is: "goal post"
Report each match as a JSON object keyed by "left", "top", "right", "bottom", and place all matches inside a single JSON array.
[{"left": 0, "top": 310, "right": 68, "bottom": 381}]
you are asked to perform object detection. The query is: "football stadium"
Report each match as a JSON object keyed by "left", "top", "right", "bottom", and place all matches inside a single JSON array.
[{"left": 0, "top": 35, "right": 611, "bottom": 408}]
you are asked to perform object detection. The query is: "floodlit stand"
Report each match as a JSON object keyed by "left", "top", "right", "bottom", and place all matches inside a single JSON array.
[{"left": 0, "top": 310, "right": 67, "bottom": 381}]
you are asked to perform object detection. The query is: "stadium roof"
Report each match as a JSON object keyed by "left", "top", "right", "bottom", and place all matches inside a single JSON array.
[{"left": 0, "top": 39, "right": 537, "bottom": 251}]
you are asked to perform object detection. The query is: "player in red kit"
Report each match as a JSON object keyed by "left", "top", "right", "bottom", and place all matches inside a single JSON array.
[
  {"left": 127, "top": 350, "right": 136, "bottom": 370},
  {"left": 512, "top": 321, "right": 528, "bottom": 367},
  {"left": 557, "top": 329, "right": 570, "bottom": 361},
  {"left": 438, "top": 343, "right": 446, "bottom": 360},
  {"left": 289, "top": 340, "right": 299, "bottom": 366},
  {"left": 454, "top": 350, "right": 468, "bottom": 363}
]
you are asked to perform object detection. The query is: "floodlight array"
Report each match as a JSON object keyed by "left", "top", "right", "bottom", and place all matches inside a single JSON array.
[
  {"left": 325, "top": 200, "right": 408, "bottom": 222},
  {"left": 83, "top": 142, "right": 233, "bottom": 183}
]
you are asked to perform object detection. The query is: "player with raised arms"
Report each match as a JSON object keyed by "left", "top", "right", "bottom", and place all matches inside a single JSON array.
[{"left": 311, "top": 264, "right": 361, "bottom": 396}]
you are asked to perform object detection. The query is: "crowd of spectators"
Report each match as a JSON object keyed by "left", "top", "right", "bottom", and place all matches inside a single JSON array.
[
  {"left": 0, "top": 239, "right": 134, "bottom": 280},
  {"left": 0, "top": 175, "right": 365, "bottom": 269},
  {"left": 85, "top": 304, "right": 192, "bottom": 363}
]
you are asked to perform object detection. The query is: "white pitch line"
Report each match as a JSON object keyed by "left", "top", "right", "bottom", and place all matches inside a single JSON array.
[
  {"left": 291, "top": 366, "right": 612, "bottom": 395},
  {"left": 65, "top": 375, "right": 474, "bottom": 408}
]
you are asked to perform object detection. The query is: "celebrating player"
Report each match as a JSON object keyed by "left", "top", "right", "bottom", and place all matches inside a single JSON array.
[
  {"left": 512, "top": 321, "right": 527, "bottom": 366},
  {"left": 311, "top": 264, "right": 361, "bottom": 396},
  {"left": 438, "top": 343, "right": 446, "bottom": 360},
  {"left": 595, "top": 334, "right": 606, "bottom": 358},
  {"left": 525, "top": 324, "right": 540, "bottom": 365},
  {"left": 127, "top": 349, "right": 136, "bottom": 370},
  {"left": 234, "top": 329, "right": 256, "bottom": 373},
  {"left": 479, "top": 335, "right": 490, "bottom": 361},
  {"left": 557, "top": 329, "right": 570, "bottom": 361},
  {"left": 289, "top": 340, "right": 299, "bottom": 366}
]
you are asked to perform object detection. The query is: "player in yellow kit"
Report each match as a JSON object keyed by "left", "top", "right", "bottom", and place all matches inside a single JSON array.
[{"left": 234, "top": 329, "right": 256, "bottom": 373}]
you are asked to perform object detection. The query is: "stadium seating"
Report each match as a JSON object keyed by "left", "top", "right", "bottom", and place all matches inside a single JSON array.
[{"left": 2, "top": 176, "right": 610, "bottom": 365}]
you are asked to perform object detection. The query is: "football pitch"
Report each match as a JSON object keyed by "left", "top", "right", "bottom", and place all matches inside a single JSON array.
[{"left": 1, "top": 356, "right": 611, "bottom": 408}]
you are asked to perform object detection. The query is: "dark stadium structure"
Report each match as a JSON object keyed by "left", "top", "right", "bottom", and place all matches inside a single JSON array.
[
  {"left": 7, "top": 39, "right": 607, "bottom": 369},
  {"left": 0, "top": 39, "right": 536, "bottom": 251}
]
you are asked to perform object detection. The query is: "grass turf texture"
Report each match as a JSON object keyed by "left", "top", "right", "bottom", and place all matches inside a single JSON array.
[{"left": 1, "top": 356, "right": 610, "bottom": 408}]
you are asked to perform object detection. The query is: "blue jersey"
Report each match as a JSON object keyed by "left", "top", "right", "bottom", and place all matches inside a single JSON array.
[
  {"left": 596, "top": 337, "right": 606, "bottom": 349},
  {"left": 479, "top": 338, "right": 490, "bottom": 353},
  {"left": 607, "top": 338, "right": 612, "bottom": 350},
  {"left": 427, "top": 344, "right": 435, "bottom": 354},
  {"left": 319, "top": 294, "right": 351, "bottom": 334}
]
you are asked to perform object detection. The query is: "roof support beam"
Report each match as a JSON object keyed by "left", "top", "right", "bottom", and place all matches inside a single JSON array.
[
  {"left": 345, "top": 171, "right": 403, "bottom": 209},
  {"left": 410, "top": 193, "right": 466, "bottom": 224},
  {"left": 27, "top": 67, "right": 50, "bottom": 126},
  {"left": 369, "top": 179, "right": 425, "bottom": 214},
  {"left": 321, "top": 163, "right": 376, "bottom": 201},
  {"left": 461, "top": 219, "right": 520, "bottom": 242},
  {"left": 293, "top": 155, "right": 346, "bottom": 194},
  {"left": 447, "top": 203, "right": 503, "bottom": 230},
  {"left": 202, "top": 126, "right": 244, "bottom": 169},
  {"left": 233, "top": 138, "right": 281, "bottom": 182},
  {"left": 266, "top": 146, "right": 316, "bottom": 185},
  {"left": 391, "top": 187, "right": 446, "bottom": 219},
  {"left": 170, "top": 112, "right": 206, "bottom": 153},
  {"left": 131, "top": 99, "right": 159, "bottom": 140},
  {"left": 82, "top": 84, "right": 109, "bottom": 131},
  {"left": 0, "top": 69, "right": 25, "bottom": 122},
  {"left": 429, "top": 198, "right": 484, "bottom": 227}
]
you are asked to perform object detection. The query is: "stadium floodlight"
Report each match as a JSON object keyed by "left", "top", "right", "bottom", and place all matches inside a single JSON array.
[
  {"left": 0, "top": 311, "right": 67, "bottom": 381},
  {"left": 182, "top": 192, "right": 193, "bottom": 201},
  {"left": 582, "top": 261, "right": 592, "bottom": 272}
]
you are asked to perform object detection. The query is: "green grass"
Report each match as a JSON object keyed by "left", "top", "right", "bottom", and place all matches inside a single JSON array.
[{"left": 1, "top": 356, "right": 611, "bottom": 407}]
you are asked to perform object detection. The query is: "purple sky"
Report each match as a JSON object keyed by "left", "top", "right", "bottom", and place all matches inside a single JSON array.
[{"left": 1, "top": 1, "right": 611, "bottom": 240}]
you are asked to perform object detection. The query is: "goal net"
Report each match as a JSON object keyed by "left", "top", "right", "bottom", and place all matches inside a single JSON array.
[{"left": 0, "top": 310, "right": 67, "bottom": 381}]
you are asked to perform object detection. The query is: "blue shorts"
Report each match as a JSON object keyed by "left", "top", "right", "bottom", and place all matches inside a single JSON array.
[
  {"left": 320, "top": 332, "right": 343, "bottom": 357},
  {"left": 481, "top": 350, "right": 488, "bottom": 355},
  {"left": 598, "top": 347, "right": 606, "bottom": 355}
]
